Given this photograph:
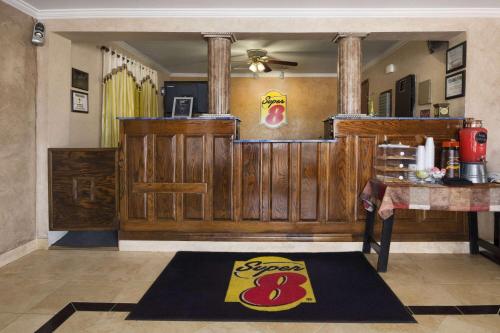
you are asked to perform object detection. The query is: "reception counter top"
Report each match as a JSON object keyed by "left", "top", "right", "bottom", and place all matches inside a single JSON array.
[{"left": 234, "top": 139, "right": 337, "bottom": 143}]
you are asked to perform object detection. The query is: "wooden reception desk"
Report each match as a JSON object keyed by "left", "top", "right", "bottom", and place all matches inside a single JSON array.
[
  {"left": 49, "top": 116, "right": 465, "bottom": 242},
  {"left": 113, "top": 116, "right": 466, "bottom": 242}
]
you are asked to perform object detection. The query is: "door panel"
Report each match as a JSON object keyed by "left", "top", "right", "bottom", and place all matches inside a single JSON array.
[{"left": 49, "top": 149, "right": 118, "bottom": 230}]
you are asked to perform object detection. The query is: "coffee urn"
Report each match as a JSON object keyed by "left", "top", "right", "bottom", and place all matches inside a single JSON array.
[{"left": 459, "top": 119, "right": 488, "bottom": 183}]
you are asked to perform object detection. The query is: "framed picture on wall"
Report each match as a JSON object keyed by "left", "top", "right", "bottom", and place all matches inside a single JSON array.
[
  {"left": 72, "top": 68, "right": 89, "bottom": 91},
  {"left": 172, "top": 97, "right": 193, "bottom": 118},
  {"left": 446, "top": 42, "right": 466, "bottom": 73},
  {"left": 445, "top": 70, "right": 466, "bottom": 100},
  {"left": 71, "top": 90, "right": 89, "bottom": 113}
]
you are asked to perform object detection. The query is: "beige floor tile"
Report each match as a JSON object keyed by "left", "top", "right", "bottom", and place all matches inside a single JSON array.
[
  {"left": 0, "top": 313, "right": 51, "bottom": 333},
  {"left": 28, "top": 279, "right": 126, "bottom": 315},
  {"left": 441, "top": 283, "right": 500, "bottom": 305},
  {"left": 0, "top": 314, "right": 19, "bottom": 331},
  {"left": 263, "top": 322, "right": 325, "bottom": 333},
  {"left": 0, "top": 276, "right": 66, "bottom": 313},
  {"left": 434, "top": 315, "right": 500, "bottom": 333},
  {"left": 112, "top": 279, "right": 153, "bottom": 303},
  {"left": 57, "top": 312, "right": 209, "bottom": 333},
  {"left": 385, "top": 281, "right": 461, "bottom": 305}
]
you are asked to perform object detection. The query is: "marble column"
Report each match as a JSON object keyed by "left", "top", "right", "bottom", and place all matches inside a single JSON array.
[
  {"left": 202, "top": 33, "right": 236, "bottom": 114},
  {"left": 335, "top": 33, "right": 366, "bottom": 114}
]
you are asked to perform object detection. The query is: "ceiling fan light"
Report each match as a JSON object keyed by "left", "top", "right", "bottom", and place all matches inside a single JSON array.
[
  {"left": 249, "top": 62, "right": 258, "bottom": 72},
  {"left": 256, "top": 62, "right": 266, "bottom": 72}
]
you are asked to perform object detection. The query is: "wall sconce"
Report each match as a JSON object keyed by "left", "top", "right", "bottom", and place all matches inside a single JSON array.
[{"left": 385, "top": 64, "right": 395, "bottom": 74}]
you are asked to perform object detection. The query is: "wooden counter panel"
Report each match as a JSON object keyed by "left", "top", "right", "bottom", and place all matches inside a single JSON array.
[
  {"left": 116, "top": 118, "right": 467, "bottom": 241},
  {"left": 328, "top": 137, "right": 349, "bottom": 222},
  {"left": 333, "top": 119, "right": 463, "bottom": 137},
  {"left": 127, "top": 136, "right": 147, "bottom": 220},
  {"left": 183, "top": 136, "right": 205, "bottom": 220},
  {"left": 299, "top": 143, "right": 319, "bottom": 221},
  {"left": 121, "top": 119, "right": 238, "bottom": 135},
  {"left": 213, "top": 136, "right": 233, "bottom": 220},
  {"left": 234, "top": 141, "right": 342, "bottom": 223},
  {"left": 271, "top": 143, "right": 290, "bottom": 221},
  {"left": 155, "top": 135, "right": 176, "bottom": 221},
  {"left": 241, "top": 143, "right": 261, "bottom": 220}
]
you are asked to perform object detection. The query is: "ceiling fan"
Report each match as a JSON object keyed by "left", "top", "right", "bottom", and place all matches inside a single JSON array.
[{"left": 234, "top": 49, "right": 298, "bottom": 73}]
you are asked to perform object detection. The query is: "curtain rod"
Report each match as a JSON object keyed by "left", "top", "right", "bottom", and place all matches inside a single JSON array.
[{"left": 100, "top": 45, "right": 156, "bottom": 71}]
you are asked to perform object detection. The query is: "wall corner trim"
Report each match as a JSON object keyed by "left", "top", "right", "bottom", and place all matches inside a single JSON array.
[
  {"left": 2, "top": 0, "right": 38, "bottom": 18},
  {"left": 0, "top": 239, "right": 47, "bottom": 268}
]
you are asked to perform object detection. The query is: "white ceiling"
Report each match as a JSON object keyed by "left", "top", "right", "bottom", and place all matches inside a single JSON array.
[
  {"left": 18, "top": 0, "right": 500, "bottom": 10},
  {"left": 126, "top": 39, "right": 399, "bottom": 74}
]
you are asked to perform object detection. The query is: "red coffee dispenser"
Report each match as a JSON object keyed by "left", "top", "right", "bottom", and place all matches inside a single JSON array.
[{"left": 459, "top": 119, "right": 488, "bottom": 183}]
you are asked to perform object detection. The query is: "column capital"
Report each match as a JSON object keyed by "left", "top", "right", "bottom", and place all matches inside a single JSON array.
[
  {"left": 332, "top": 33, "right": 368, "bottom": 43},
  {"left": 201, "top": 32, "right": 237, "bottom": 43}
]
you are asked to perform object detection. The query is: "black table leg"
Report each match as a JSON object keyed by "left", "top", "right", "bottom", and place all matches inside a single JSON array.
[
  {"left": 377, "top": 216, "right": 394, "bottom": 273},
  {"left": 476, "top": 212, "right": 500, "bottom": 265},
  {"left": 494, "top": 212, "right": 499, "bottom": 247},
  {"left": 468, "top": 212, "right": 479, "bottom": 254},
  {"left": 363, "top": 209, "right": 376, "bottom": 254}
]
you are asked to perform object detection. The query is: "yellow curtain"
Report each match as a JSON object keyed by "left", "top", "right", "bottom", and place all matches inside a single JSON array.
[
  {"left": 139, "top": 79, "right": 159, "bottom": 118},
  {"left": 101, "top": 51, "right": 159, "bottom": 147}
]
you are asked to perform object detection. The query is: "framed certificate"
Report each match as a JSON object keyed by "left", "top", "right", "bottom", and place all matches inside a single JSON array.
[
  {"left": 446, "top": 42, "right": 466, "bottom": 73},
  {"left": 172, "top": 97, "right": 193, "bottom": 118},
  {"left": 445, "top": 70, "right": 466, "bottom": 100},
  {"left": 71, "top": 90, "right": 89, "bottom": 113}
]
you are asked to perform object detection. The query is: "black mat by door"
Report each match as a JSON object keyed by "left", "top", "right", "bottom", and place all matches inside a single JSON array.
[{"left": 127, "top": 251, "right": 415, "bottom": 323}]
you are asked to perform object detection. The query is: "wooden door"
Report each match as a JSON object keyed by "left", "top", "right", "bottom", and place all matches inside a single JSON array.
[{"left": 49, "top": 148, "right": 118, "bottom": 230}]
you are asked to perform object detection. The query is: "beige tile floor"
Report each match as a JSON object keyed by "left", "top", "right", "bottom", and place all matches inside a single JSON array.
[{"left": 0, "top": 250, "right": 499, "bottom": 332}]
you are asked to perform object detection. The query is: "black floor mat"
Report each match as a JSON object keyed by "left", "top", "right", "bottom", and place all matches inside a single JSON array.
[
  {"left": 127, "top": 251, "right": 415, "bottom": 323},
  {"left": 52, "top": 231, "right": 118, "bottom": 248}
]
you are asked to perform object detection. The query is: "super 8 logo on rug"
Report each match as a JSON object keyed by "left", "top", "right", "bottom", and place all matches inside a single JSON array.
[{"left": 224, "top": 256, "right": 316, "bottom": 312}]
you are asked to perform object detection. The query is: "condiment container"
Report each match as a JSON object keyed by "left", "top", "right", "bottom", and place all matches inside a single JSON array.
[{"left": 444, "top": 140, "right": 460, "bottom": 179}]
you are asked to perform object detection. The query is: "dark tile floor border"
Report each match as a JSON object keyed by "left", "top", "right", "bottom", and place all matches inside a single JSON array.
[{"left": 35, "top": 302, "right": 500, "bottom": 333}]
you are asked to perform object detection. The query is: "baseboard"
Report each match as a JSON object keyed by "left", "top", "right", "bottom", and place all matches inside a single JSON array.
[
  {"left": 0, "top": 239, "right": 48, "bottom": 268},
  {"left": 119, "top": 241, "right": 470, "bottom": 253}
]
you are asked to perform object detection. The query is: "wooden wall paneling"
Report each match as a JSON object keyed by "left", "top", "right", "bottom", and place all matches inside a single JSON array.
[
  {"left": 289, "top": 143, "right": 300, "bottom": 222},
  {"left": 175, "top": 134, "right": 184, "bottom": 222},
  {"left": 127, "top": 136, "right": 147, "bottom": 220},
  {"left": 49, "top": 149, "right": 118, "bottom": 230},
  {"left": 232, "top": 143, "right": 242, "bottom": 221},
  {"left": 334, "top": 119, "right": 463, "bottom": 137},
  {"left": 271, "top": 143, "right": 290, "bottom": 221},
  {"left": 299, "top": 143, "right": 319, "bottom": 221},
  {"left": 155, "top": 135, "right": 176, "bottom": 221},
  {"left": 355, "top": 135, "right": 377, "bottom": 222},
  {"left": 317, "top": 143, "right": 329, "bottom": 222},
  {"left": 146, "top": 134, "right": 155, "bottom": 223},
  {"left": 260, "top": 143, "right": 271, "bottom": 222},
  {"left": 204, "top": 134, "right": 214, "bottom": 221},
  {"left": 183, "top": 135, "right": 205, "bottom": 220},
  {"left": 241, "top": 143, "right": 261, "bottom": 220},
  {"left": 213, "top": 136, "right": 233, "bottom": 220},
  {"left": 328, "top": 137, "right": 348, "bottom": 222}
]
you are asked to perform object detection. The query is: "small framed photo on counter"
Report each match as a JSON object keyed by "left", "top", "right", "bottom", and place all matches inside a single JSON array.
[
  {"left": 446, "top": 42, "right": 466, "bottom": 73},
  {"left": 445, "top": 70, "right": 466, "bottom": 100},
  {"left": 172, "top": 97, "right": 193, "bottom": 118},
  {"left": 71, "top": 90, "right": 89, "bottom": 113}
]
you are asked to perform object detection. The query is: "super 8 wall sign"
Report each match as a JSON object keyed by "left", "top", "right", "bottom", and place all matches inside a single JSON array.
[
  {"left": 224, "top": 256, "right": 316, "bottom": 312},
  {"left": 260, "top": 90, "right": 287, "bottom": 128}
]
